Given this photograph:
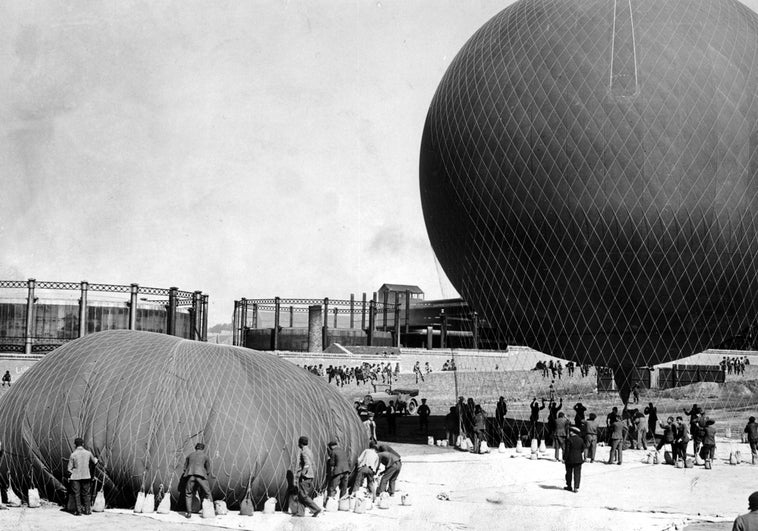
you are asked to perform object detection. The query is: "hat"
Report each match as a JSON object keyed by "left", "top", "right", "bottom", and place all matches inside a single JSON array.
[
  {"left": 749, "top": 492, "right": 758, "bottom": 511},
  {"left": 569, "top": 426, "right": 581, "bottom": 434}
]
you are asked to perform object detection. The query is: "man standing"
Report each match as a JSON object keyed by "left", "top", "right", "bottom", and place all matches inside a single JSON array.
[
  {"left": 326, "top": 441, "right": 350, "bottom": 500},
  {"left": 645, "top": 402, "right": 658, "bottom": 443},
  {"left": 583, "top": 413, "right": 599, "bottom": 463},
  {"left": 564, "top": 426, "right": 585, "bottom": 493},
  {"left": 417, "top": 399, "right": 431, "bottom": 434},
  {"left": 363, "top": 412, "right": 377, "bottom": 444},
  {"left": 495, "top": 397, "right": 508, "bottom": 444},
  {"left": 732, "top": 491, "right": 758, "bottom": 531},
  {"left": 529, "top": 397, "right": 545, "bottom": 440},
  {"left": 608, "top": 417, "right": 626, "bottom": 465},
  {"left": 182, "top": 442, "right": 212, "bottom": 519},
  {"left": 553, "top": 412, "right": 570, "bottom": 462},
  {"left": 67, "top": 437, "right": 99, "bottom": 516},
  {"left": 674, "top": 416, "right": 690, "bottom": 461},
  {"left": 634, "top": 411, "right": 648, "bottom": 450},
  {"left": 376, "top": 445, "right": 402, "bottom": 497},
  {"left": 295, "top": 436, "right": 321, "bottom": 517},
  {"left": 445, "top": 406, "right": 459, "bottom": 446},
  {"left": 745, "top": 417, "right": 758, "bottom": 461},
  {"left": 1, "top": 371, "right": 10, "bottom": 387},
  {"left": 701, "top": 419, "right": 717, "bottom": 462}
]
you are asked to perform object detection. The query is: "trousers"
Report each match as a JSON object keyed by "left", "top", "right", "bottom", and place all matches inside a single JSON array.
[
  {"left": 184, "top": 475, "right": 211, "bottom": 513},
  {"left": 564, "top": 463, "right": 582, "bottom": 490},
  {"left": 71, "top": 479, "right": 92, "bottom": 514}
]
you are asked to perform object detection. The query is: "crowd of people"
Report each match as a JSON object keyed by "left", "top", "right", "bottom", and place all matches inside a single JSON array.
[
  {"left": 299, "top": 362, "right": 400, "bottom": 387},
  {"left": 534, "top": 360, "right": 591, "bottom": 378},
  {"left": 721, "top": 356, "right": 750, "bottom": 376}
]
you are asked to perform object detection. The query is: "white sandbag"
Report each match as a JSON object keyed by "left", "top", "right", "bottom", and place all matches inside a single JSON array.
[
  {"left": 441, "top": 440, "right": 448, "bottom": 447},
  {"left": 479, "top": 441, "right": 490, "bottom": 454},
  {"left": 465, "top": 437, "right": 474, "bottom": 451},
  {"left": 498, "top": 442, "right": 506, "bottom": 453},
  {"left": 516, "top": 440, "right": 523, "bottom": 453},
  {"left": 156, "top": 492, "right": 171, "bottom": 514},
  {"left": 730, "top": 451, "right": 740, "bottom": 465},
  {"left": 378, "top": 493, "right": 390, "bottom": 509},
  {"left": 530, "top": 439, "right": 538, "bottom": 453},
  {"left": 201, "top": 497, "right": 215, "bottom": 518},
  {"left": 530, "top": 451, "right": 537, "bottom": 460},
  {"left": 142, "top": 492, "right": 155, "bottom": 513},
  {"left": 400, "top": 493, "right": 412, "bottom": 506},
  {"left": 133, "top": 490, "right": 145, "bottom": 513},
  {"left": 27, "top": 487, "right": 40, "bottom": 508},
  {"left": 263, "top": 497, "right": 277, "bottom": 514},
  {"left": 459, "top": 438, "right": 469, "bottom": 451},
  {"left": 455, "top": 435, "right": 463, "bottom": 448},
  {"left": 338, "top": 496, "right": 351, "bottom": 511},
  {"left": 214, "top": 500, "right": 228, "bottom": 515},
  {"left": 427, "top": 436, "right": 435, "bottom": 445},
  {"left": 538, "top": 440, "right": 547, "bottom": 453},
  {"left": 92, "top": 490, "right": 105, "bottom": 512},
  {"left": 353, "top": 496, "right": 368, "bottom": 514},
  {"left": 325, "top": 496, "right": 339, "bottom": 511}
]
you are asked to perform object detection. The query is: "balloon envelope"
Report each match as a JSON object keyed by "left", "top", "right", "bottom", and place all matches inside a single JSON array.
[
  {"left": 420, "top": 0, "right": 758, "bottom": 391},
  {"left": 0, "top": 330, "right": 367, "bottom": 508}
]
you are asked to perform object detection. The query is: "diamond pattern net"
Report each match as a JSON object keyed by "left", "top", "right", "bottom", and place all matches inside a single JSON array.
[
  {"left": 420, "top": 0, "right": 758, "bottom": 386},
  {"left": 0, "top": 330, "right": 367, "bottom": 509}
]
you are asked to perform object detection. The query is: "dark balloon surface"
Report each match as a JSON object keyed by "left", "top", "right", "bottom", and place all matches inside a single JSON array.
[
  {"left": 420, "top": 0, "right": 758, "bottom": 386},
  {"left": 0, "top": 330, "right": 366, "bottom": 508}
]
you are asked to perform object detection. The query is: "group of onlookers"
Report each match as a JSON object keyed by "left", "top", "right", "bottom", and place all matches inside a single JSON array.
[
  {"left": 299, "top": 362, "right": 400, "bottom": 387},
  {"left": 721, "top": 356, "right": 749, "bottom": 376},
  {"left": 534, "top": 360, "right": 591, "bottom": 379}
]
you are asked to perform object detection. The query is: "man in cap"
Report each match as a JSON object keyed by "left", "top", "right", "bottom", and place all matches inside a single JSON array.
[
  {"left": 182, "top": 442, "right": 212, "bottom": 518},
  {"left": 564, "top": 426, "right": 585, "bottom": 493},
  {"left": 295, "top": 436, "right": 321, "bottom": 517},
  {"left": 352, "top": 441, "right": 380, "bottom": 499},
  {"left": 326, "top": 441, "right": 350, "bottom": 499},
  {"left": 732, "top": 491, "right": 758, "bottom": 531}
]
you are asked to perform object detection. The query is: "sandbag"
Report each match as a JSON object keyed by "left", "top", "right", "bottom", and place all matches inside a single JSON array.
[
  {"left": 263, "top": 497, "right": 277, "bottom": 514},
  {"left": 730, "top": 451, "right": 740, "bottom": 465},
  {"left": 664, "top": 451, "right": 674, "bottom": 465},
  {"left": 27, "top": 487, "right": 40, "bottom": 508},
  {"left": 674, "top": 458, "right": 684, "bottom": 469},
  {"left": 684, "top": 458, "right": 694, "bottom": 469},
  {"left": 378, "top": 493, "right": 390, "bottom": 509},
  {"left": 530, "top": 451, "right": 537, "bottom": 460},
  {"left": 539, "top": 440, "right": 547, "bottom": 453},
  {"left": 133, "top": 490, "right": 145, "bottom": 513},
  {"left": 694, "top": 453, "right": 704, "bottom": 466},
  {"left": 459, "top": 438, "right": 469, "bottom": 451},
  {"left": 465, "top": 437, "right": 474, "bottom": 452},
  {"left": 653, "top": 452, "right": 659, "bottom": 465},
  {"left": 530, "top": 439, "right": 538, "bottom": 453},
  {"left": 201, "top": 497, "right": 215, "bottom": 518},
  {"left": 427, "top": 436, "right": 435, "bottom": 445},
  {"left": 142, "top": 492, "right": 155, "bottom": 514},
  {"left": 479, "top": 441, "right": 490, "bottom": 454},
  {"left": 325, "top": 496, "right": 338, "bottom": 512},
  {"left": 5, "top": 475, "right": 21, "bottom": 508},
  {"left": 455, "top": 435, "right": 463, "bottom": 448},
  {"left": 353, "top": 496, "right": 367, "bottom": 514},
  {"left": 288, "top": 493, "right": 303, "bottom": 516},
  {"left": 498, "top": 442, "right": 506, "bottom": 453},
  {"left": 401, "top": 493, "right": 412, "bottom": 506},
  {"left": 338, "top": 495, "right": 351, "bottom": 511},
  {"left": 156, "top": 492, "right": 171, "bottom": 514},
  {"left": 214, "top": 500, "right": 228, "bottom": 515},
  {"left": 516, "top": 439, "right": 523, "bottom": 453}
]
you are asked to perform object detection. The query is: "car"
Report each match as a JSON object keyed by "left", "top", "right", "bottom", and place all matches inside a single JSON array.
[{"left": 354, "top": 386, "right": 420, "bottom": 417}]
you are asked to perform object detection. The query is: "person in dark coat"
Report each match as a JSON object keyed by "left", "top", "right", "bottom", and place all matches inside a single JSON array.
[
  {"left": 701, "top": 419, "right": 717, "bottom": 461},
  {"left": 553, "top": 412, "right": 570, "bottom": 461},
  {"left": 645, "top": 402, "right": 658, "bottom": 443},
  {"left": 573, "top": 402, "right": 587, "bottom": 426},
  {"left": 417, "top": 399, "right": 431, "bottom": 433},
  {"left": 445, "top": 406, "right": 459, "bottom": 446},
  {"left": 564, "top": 426, "right": 585, "bottom": 492},
  {"left": 547, "top": 398, "right": 563, "bottom": 442},
  {"left": 745, "top": 417, "right": 758, "bottom": 461},
  {"left": 529, "top": 398, "right": 545, "bottom": 440},
  {"left": 182, "top": 442, "right": 212, "bottom": 518},
  {"left": 656, "top": 417, "right": 676, "bottom": 453},
  {"left": 732, "top": 491, "right": 758, "bottom": 531},
  {"left": 674, "top": 416, "right": 690, "bottom": 461},
  {"left": 326, "top": 441, "right": 350, "bottom": 499},
  {"left": 495, "top": 396, "right": 508, "bottom": 444}
]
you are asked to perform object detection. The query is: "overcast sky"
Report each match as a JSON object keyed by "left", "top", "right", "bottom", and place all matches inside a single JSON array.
[{"left": 2, "top": 0, "right": 758, "bottom": 324}]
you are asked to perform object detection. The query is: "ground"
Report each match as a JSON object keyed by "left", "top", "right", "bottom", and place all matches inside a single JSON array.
[{"left": 0, "top": 440, "right": 750, "bottom": 531}]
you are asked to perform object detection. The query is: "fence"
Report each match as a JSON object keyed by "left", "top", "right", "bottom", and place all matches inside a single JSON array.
[{"left": 0, "top": 279, "right": 209, "bottom": 353}]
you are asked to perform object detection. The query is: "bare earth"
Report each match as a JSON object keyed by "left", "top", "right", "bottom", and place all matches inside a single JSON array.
[{"left": 0, "top": 440, "right": 748, "bottom": 531}]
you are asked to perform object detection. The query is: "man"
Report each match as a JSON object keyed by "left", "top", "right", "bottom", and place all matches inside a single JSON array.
[
  {"left": 363, "top": 412, "right": 377, "bottom": 443},
  {"left": 352, "top": 441, "right": 380, "bottom": 498},
  {"left": 529, "top": 398, "right": 545, "bottom": 440},
  {"left": 745, "top": 417, "right": 758, "bottom": 461},
  {"left": 657, "top": 417, "right": 676, "bottom": 453},
  {"left": 495, "top": 397, "right": 508, "bottom": 444},
  {"left": 564, "top": 426, "right": 585, "bottom": 493},
  {"left": 326, "top": 441, "right": 350, "bottom": 500},
  {"left": 674, "top": 417, "right": 690, "bottom": 461},
  {"left": 417, "top": 398, "right": 431, "bottom": 433},
  {"left": 445, "top": 406, "right": 459, "bottom": 446},
  {"left": 583, "top": 413, "right": 598, "bottom": 463},
  {"left": 701, "top": 419, "right": 717, "bottom": 462},
  {"left": 633, "top": 411, "right": 648, "bottom": 450},
  {"left": 553, "top": 412, "right": 570, "bottom": 461},
  {"left": 376, "top": 444, "right": 402, "bottom": 496},
  {"left": 684, "top": 404, "right": 704, "bottom": 453},
  {"left": 1, "top": 371, "right": 10, "bottom": 387},
  {"left": 631, "top": 383, "right": 640, "bottom": 404},
  {"left": 608, "top": 417, "right": 626, "bottom": 465},
  {"left": 573, "top": 402, "right": 587, "bottom": 426},
  {"left": 732, "top": 491, "right": 758, "bottom": 531},
  {"left": 644, "top": 402, "right": 658, "bottom": 443},
  {"left": 606, "top": 406, "right": 619, "bottom": 445},
  {"left": 547, "top": 398, "right": 563, "bottom": 442},
  {"left": 182, "top": 442, "right": 212, "bottom": 519},
  {"left": 473, "top": 404, "right": 488, "bottom": 452},
  {"left": 67, "top": 437, "right": 99, "bottom": 516},
  {"left": 295, "top": 436, "right": 321, "bottom": 517}
]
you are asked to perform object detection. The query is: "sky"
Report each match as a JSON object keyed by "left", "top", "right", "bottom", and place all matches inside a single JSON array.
[{"left": 2, "top": 0, "right": 758, "bottom": 325}]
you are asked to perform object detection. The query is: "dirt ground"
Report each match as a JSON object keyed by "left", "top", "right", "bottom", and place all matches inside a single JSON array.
[{"left": 0, "top": 440, "right": 751, "bottom": 531}]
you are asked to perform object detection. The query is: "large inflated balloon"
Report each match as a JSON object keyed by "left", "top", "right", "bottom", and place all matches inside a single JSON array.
[
  {"left": 0, "top": 330, "right": 367, "bottom": 508},
  {"left": 420, "top": 0, "right": 758, "bottom": 399}
]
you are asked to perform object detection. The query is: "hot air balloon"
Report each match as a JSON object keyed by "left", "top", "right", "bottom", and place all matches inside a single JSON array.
[
  {"left": 420, "top": 0, "right": 758, "bottom": 402},
  {"left": 0, "top": 330, "right": 367, "bottom": 508}
]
